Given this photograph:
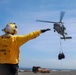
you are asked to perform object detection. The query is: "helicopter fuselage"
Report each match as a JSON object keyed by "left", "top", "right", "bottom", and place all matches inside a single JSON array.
[{"left": 53, "top": 23, "right": 66, "bottom": 37}]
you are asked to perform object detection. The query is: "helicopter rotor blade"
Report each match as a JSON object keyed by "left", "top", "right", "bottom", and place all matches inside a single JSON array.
[
  {"left": 36, "top": 20, "right": 57, "bottom": 23},
  {"left": 60, "top": 11, "right": 65, "bottom": 23}
]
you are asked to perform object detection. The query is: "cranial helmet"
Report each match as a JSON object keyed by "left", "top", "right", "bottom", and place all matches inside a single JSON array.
[{"left": 2, "top": 22, "right": 18, "bottom": 35}]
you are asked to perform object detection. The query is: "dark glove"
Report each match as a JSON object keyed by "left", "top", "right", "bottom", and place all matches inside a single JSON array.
[{"left": 41, "top": 28, "right": 51, "bottom": 33}]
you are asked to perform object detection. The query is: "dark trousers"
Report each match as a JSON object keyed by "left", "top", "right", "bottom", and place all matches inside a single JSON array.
[{"left": 0, "top": 64, "right": 19, "bottom": 75}]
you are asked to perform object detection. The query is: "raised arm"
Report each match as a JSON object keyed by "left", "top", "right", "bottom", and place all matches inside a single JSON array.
[{"left": 17, "top": 28, "right": 51, "bottom": 46}]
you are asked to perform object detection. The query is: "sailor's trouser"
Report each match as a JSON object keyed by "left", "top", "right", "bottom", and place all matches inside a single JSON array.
[{"left": 0, "top": 64, "right": 19, "bottom": 75}]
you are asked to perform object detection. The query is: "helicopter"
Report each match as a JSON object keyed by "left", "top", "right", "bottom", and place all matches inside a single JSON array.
[{"left": 36, "top": 11, "right": 72, "bottom": 40}]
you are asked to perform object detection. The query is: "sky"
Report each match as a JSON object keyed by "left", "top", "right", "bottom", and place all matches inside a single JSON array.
[{"left": 0, "top": 0, "right": 76, "bottom": 69}]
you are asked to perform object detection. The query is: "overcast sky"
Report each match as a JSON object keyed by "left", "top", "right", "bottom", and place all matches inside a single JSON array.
[{"left": 0, "top": 0, "right": 76, "bottom": 69}]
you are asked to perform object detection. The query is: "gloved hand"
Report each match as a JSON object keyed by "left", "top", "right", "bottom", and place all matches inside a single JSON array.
[{"left": 41, "top": 28, "right": 51, "bottom": 33}]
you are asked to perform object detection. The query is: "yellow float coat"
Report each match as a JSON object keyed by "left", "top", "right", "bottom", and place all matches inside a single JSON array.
[{"left": 0, "top": 30, "right": 41, "bottom": 64}]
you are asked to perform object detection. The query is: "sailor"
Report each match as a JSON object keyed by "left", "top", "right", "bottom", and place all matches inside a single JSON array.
[{"left": 0, "top": 22, "right": 50, "bottom": 75}]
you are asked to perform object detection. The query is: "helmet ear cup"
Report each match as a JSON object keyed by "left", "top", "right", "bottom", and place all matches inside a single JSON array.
[{"left": 13, "top": 29, "right": 18, "bottom": 35}]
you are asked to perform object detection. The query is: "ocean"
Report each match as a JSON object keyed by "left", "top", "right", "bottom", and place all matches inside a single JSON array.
[{"left": 19, "top": 67, "right": 76, "bottom": 71}]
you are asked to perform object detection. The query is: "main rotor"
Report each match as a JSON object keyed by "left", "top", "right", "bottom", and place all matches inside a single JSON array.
[{"left": 36, "top": 11, "right": 65, "bottom": 24}]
